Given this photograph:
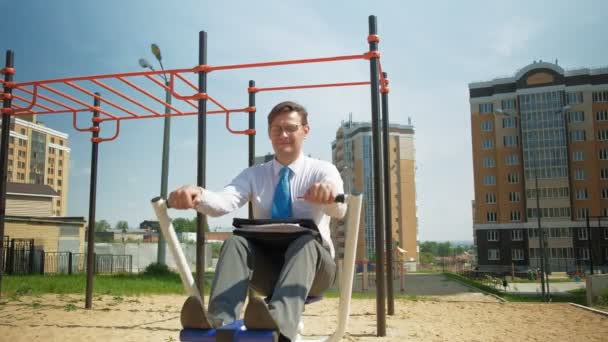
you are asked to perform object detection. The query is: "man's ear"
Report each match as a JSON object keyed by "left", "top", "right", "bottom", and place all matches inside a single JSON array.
[{"left": 303, "top": 125, "right": 310, "bottom": 136}]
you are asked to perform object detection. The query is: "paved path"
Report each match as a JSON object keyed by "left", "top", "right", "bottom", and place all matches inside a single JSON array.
[{"left": 505, "top": 281, "right": 585, "bottom": 294}]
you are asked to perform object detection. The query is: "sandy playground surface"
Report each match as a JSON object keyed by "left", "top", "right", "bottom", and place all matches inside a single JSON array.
[{"left": 1, "top": 290, "right": 607, "bottom": 342}]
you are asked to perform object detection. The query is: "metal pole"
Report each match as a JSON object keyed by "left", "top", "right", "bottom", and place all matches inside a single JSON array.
[
  {"left": 0, "top": 50, "right": 14, "bottom": 299},
  {"left": 534, "top": 169, "right": 547, "bottom": 301},
  {"left": 196, "top": 30, "right": 208, "bottom": 299},
  {"left": 85, "top": 93, "right": 101, "bottom": 309},
  {"left": 368, "top": 15, "right": 386, "bottom": 337},
  {"left": 380, "top": 72, "right": 394, "bottom": 315},
  {"left": 587, "top": 215, "right": 593, "bottom": 275},
  {"left": 248, "top": 80, "right": 256, "bottom": 219},
  {"left": 157, "top": 80, "right": 172, "bottom": 265}
]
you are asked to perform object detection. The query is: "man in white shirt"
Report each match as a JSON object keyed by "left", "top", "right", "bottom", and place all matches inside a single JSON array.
[{"left": 169, "top": 101, "right": 346, "bottom": 341}]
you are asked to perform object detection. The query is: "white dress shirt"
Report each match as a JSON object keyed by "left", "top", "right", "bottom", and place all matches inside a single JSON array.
[{"left": 196, "top": 153, "right": 347, "bottom": 257}]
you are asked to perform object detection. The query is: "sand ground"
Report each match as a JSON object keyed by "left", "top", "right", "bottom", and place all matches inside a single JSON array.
[{"left": 1, "top": 292, "right": 607, "bottom": 342}]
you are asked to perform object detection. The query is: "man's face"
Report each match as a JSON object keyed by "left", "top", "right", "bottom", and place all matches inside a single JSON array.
[{"left": 268, "top": 111, "right": 309, "bottom": 159}]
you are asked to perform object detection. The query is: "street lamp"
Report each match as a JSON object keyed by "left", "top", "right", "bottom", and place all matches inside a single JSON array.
[{"left": 140, "top": 43, "right": 172, "bottom": 265}]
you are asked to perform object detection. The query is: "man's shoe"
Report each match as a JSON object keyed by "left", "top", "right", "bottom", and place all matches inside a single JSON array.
[
  {"left": 244, "top": 295, "right": 279, "bottom": 330},
  {"left": 180, "top": 295, "right": 214, "bottom": 329}
]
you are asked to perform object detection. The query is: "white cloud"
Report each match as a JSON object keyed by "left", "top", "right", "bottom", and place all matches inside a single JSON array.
[{"left": 490, "top": 17, "right": 543, "bottom": 57}]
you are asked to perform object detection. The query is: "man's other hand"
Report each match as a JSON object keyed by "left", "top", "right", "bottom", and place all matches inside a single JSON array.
[
  {"left": 168, "top": 185, "right": 201, "bottom": 209},
  {"left": 303, "top": 182, "right": 335, "bottom": 204}
]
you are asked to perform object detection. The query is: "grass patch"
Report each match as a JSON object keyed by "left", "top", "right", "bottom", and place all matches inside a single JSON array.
[
  {"left": 1, "top": 272, "right": 214, "bottom": 299},
  {"left": 444, "top": 272, "right": 586, "bottom": 305}
]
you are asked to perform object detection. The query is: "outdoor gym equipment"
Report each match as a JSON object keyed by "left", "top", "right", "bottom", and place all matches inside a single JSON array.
[
  {"left": 151, "top": 194, "right": 362, "bottom": 342},
  {"left": 0, "top": 15, "right": 395, "bottom": 337}
]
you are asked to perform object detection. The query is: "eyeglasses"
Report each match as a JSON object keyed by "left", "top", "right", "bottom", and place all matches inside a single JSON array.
[{"left": 269, "top": 124, "right": 301, "bottom": 137}]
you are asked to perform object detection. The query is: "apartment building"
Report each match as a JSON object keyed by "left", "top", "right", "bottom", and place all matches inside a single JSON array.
[
  {"left": 331, "top": 117, "right": 418, "bottom": 269},
  {"left": 469, "top": 61, "right": 608, "bottom": 273},
  {"left": 5, "top": 115, "right": 70, "bottom": 216}
]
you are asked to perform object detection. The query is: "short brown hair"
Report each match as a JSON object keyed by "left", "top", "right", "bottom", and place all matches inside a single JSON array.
[{"left": 267, "top": 101, "right": 308, "bottom": 126}]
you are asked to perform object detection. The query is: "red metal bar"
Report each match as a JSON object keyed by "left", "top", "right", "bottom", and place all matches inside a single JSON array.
[
  {"left": 117, "top": 76, "right": 183, "bottom": 114},
  {"left": 13, "top": 67, "right": 195, "bottom": 88},
  {"left": 12, "top": 93, "right": 54, "bottom": 112},
  {"left": 254, "top": 81, "right": 370, "bottom": 93},
  {"left": 205, "top": 53, "right": 367, "bottom": 72},
  {"left": 10, "top": 85, "right": 39, "bottom": 113},
  {"left": 73, "top": 111, "right": 95, "bottom": 132},
  {"left": 92, "top": 119, "right": 121, "bottom": 143},
  {"left": 144, "top": 74, "right": 197, "bottom": 109},
  {"left": 65, "top": 81, "right": 139, "bottom": 117},
  {"left": 17, "top": 85, "right": 76, "bottom": 111},
  {"left": 95, "top": 107, "right": 252, "bottom": 122},
  {"left": 173, "top": 72, "right": 198, "bottom": 91},
  {"left": 39, "top": 84, "right": 117, "bottom": 119},
  {"left": 90, "top": 79, "right": 158, "bottom": 115}
]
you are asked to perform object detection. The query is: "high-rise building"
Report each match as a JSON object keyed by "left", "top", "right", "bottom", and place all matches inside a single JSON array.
[
  {"left": 469, "top": 61, "right": 608, "bottom": 273},
  {"left": 4, "top": 116, "right": 70, "bottom": 216},
  {"left": 331, "top": 117, "right": 418, "bottom": 268}
]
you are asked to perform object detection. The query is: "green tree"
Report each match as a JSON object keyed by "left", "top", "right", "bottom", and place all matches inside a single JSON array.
[
  {"left": 116, "top": 220, "right": 129, "bottom": 233},
  {"left": 172, "top": 217, "right": 209, "bottom": 233},
  {"left": 95, "top": 219, "right": 111, "bottom": 232}
]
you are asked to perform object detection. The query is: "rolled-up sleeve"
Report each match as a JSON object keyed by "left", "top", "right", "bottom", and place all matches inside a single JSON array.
[
  {"left": 321, "top": 164, "right": 347, "bottom": 219},
  {"left": 195, "top": 169, "right": 251, "bottom": 217}
]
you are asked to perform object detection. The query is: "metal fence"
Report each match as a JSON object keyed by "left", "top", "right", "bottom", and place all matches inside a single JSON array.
[{"left": 1, "top": 237, "right": 132, "bottom": 275}]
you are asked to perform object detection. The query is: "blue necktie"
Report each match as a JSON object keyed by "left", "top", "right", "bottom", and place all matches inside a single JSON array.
[{"left": 272, "top": 167, "right": 292, "bottom": 219}]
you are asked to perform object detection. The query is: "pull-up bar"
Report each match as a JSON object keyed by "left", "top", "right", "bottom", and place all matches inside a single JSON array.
[{"left": 0, "top": 14, "right": 394, "bottom": 337}]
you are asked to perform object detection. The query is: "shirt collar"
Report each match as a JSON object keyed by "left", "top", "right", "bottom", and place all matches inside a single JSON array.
[{"left": 272, "top": 152, "right": 306, "bottom": 177}]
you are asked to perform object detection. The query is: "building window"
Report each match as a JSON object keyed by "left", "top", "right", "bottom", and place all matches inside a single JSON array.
[
  {"left": 578, "top": 248, "right": 590, "bottom": 260},
  {"left": 598, "top": 130, "right": 608, "bottom": 141},
  {"left": 597, "top": 111, "right": 608, "bottom": 121},
  {"left": 568, "top": 111, "right": 585, "bottom": 123},
  {"left": 502, "top": 117, "right": 517, "bottom": 129},
  {"left": 601, "top": 168, "right": 608, "bottom": 180},
  {"left": 479, "top": 103, "right": 494, "bottom": 113},
  {"left": 593, "top": 91, "right": 608, "bottom": 103},
  {"left": 570, "top": 130, "right": 586, "bottom": 141},
  {"left": 503, "top": 135, "right": 519, "bottom": 147},
  {"left": 486, "top": 193, "right": 496, "bottom": 204},
  {"left": 487, "top": 212, "right": 497, "bottom": 223},
  {"left": 20, "top": 128, "right": 25, "bottom": 134},
  {"left": 576, "top": 208, "right": 589, "bottom": 220},
  {"left": 572, "top": 151, "right": 584, "bottom": 161},
  {"left": 482, "top": 139, "right": 494, "bottom": 149},
  {"left": 501, "top": 99, "right": 516, "bottom": 110},
  {"left": 599, "top": 149, "right": 608, "bottom": 160},
  {"left": 575, "top": 169, "right": 586, "bottom": 181},
  {"left": 58, "top": 179, "right": 62, "bottom": 186},
  {"left": 484, "top": 175, "right": 496, "bottom": 186},
  {"left": 487, "top": 230, "right": 499, "bottom": 241},
  {"left": 601, "top": 188, "right": 608, "bottom": 199},
  {"left": 512, "top": 249, "right": 524, "bottom": 261},
  {"left": 481, "top": 120, "right": 493, "bottom": 131},
  {"left": 483, "top": 157, "right": 496, "bottom": 168},
  {"left": 488, "top": 249, "right": 500, "bottom": 261},
  {"left": 505, "top": 154, "right": 519, "bottom": 165},
  {"left": 567, "top": 92, "right": 583, "bottom": 104},
  {"left": 578, "top": 228, "right": 588, "bottom": 240},
  {"left": 510, "top": 210, "right": 521, "bottom": 221},
  {"left": 575, "top": 188, "right": 589, "bottom": 200},
  {"left": 603, "top": 208, "right": 608, "bottom": 217},
  {"left": 604, "top": 228, "right": 608, "bottom": 240},
  {"left": 511, "top": 229, "right": 523, "bottom": 241},
  {"left": 509, "top": 192, "right": 521, "bottom": 202},
  {"left": 507, "top": 172, "right": 519, "bottom": 184}
]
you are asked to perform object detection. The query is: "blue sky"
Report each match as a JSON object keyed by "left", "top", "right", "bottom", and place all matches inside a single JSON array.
[{"left": 1, "top": 0, "right": 607, "bottom": 241}]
